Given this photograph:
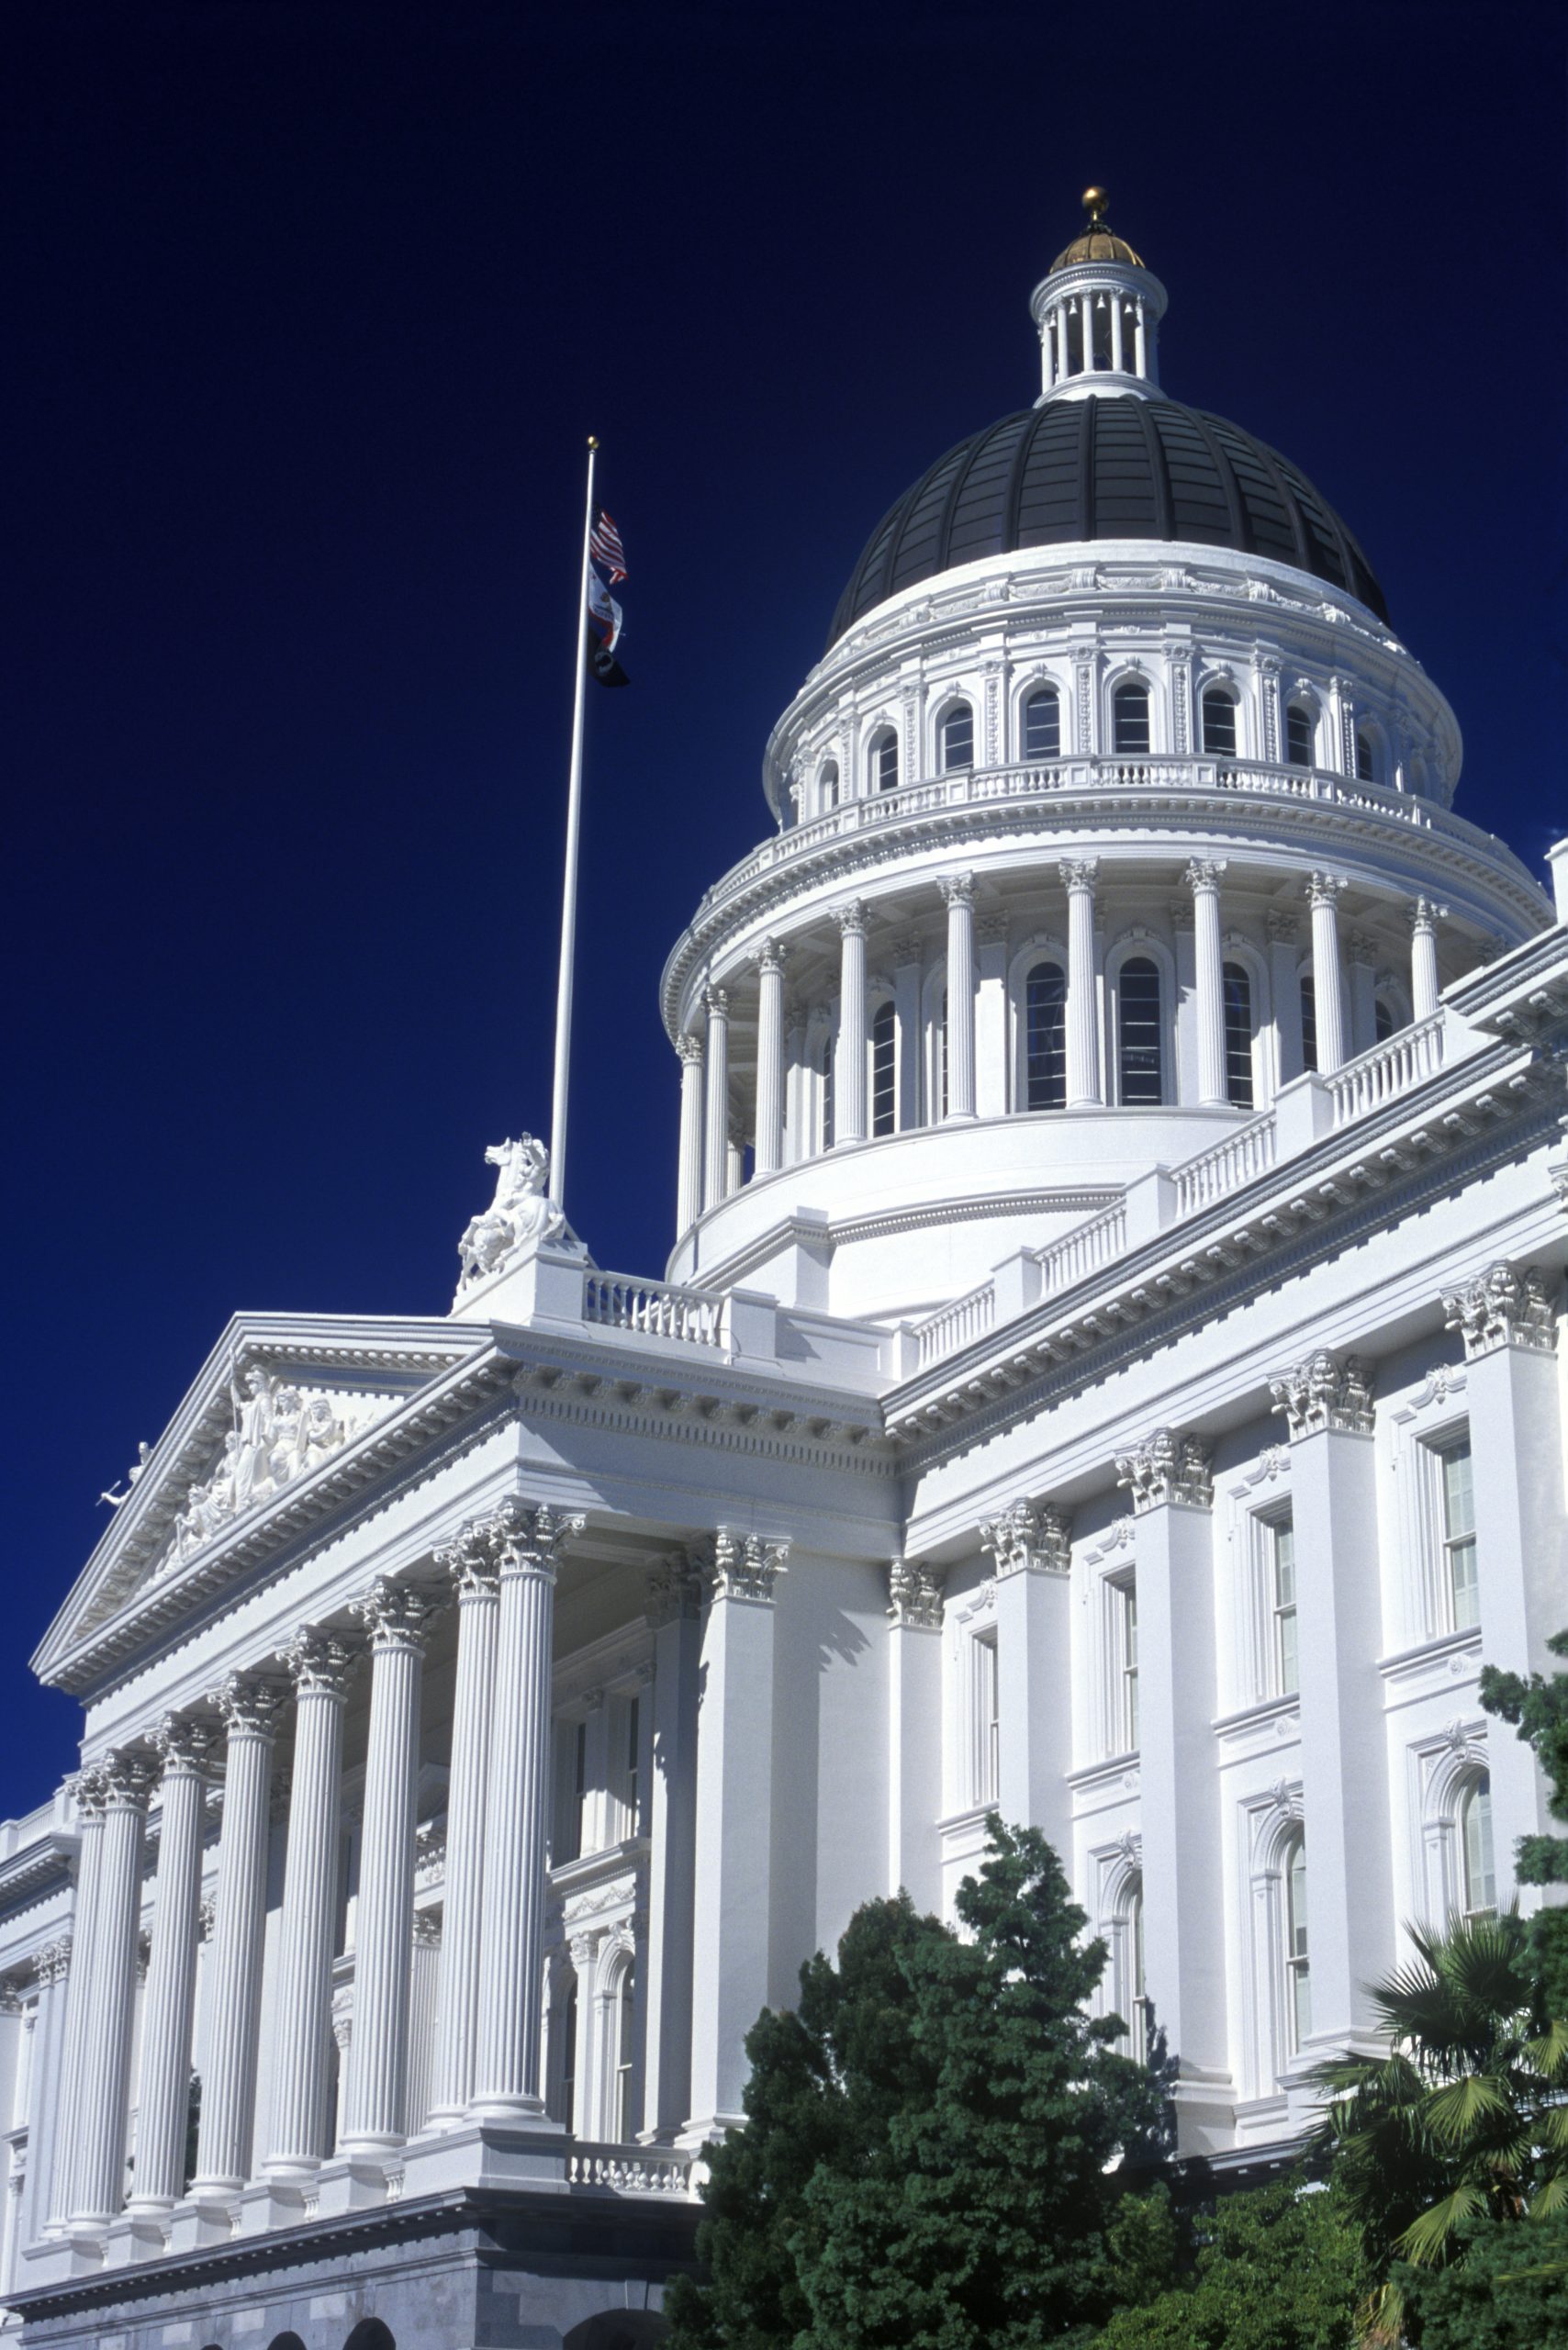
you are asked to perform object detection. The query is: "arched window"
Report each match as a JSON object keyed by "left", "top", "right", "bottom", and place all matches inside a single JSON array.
[
  {"left": 1284, "top": 1836, "right": 1311, "bottom": 2053},
  {"left": 265, "top": 2335, "right": 308, "bottom": 2350},
  {"left": 1116, "top": 958, "right": 1163, "bottom": 1104},
  {"left": 819, "top": 1033, "right": 834, "bottom": 1152},
  {"left": 1300, "top": 975, "right": 1317, "bottom": 1073},
  {"left": 940, "top": 701, "right": 973, "bottom": 773},
  {"left": 1285, "top": 703, "right": 1314, "bottom": 767},
  {"left": 1113, "top": 681, "right": 1150, "bottom": 755},
  {"left": 1023, "top": 686, "right": 1061, "bottom": 759},
  {"left": 1374, "top": 996, "right": 1395, "bottom": 1043},
  {"left": 1460, "top": 1774, "right": 1496, "bottom": 1922},
  {"left": 1202, "top": 687, "right": 1238, "bottom": 757},
  {"left": 871, "top": 1000, "right": 896, "bottom": 1136},
  {"left": 1024, "top": 960, "right": 1067, "bottom": 1110},
  {"left": 614, "top": 1965, "right": 637, "bottom": 2140},
  {"left": 343, "top": 2325, "right": 397, "bottom": 2350},
  {"left": 819, "top": 759, "right": 839, "bottom": 812},
  {"left": 1355, "top": 728, "right": 1375, "bottom": 783},
  {"left": 869, "top": 727, "right": 899, "bottom": 793},
  {"left": 1127, "top": 1876, "right": 1148, "bottom": 2064},
  {"left": 1222, "top": 963, "right": 1254, "bottom": 1108}
]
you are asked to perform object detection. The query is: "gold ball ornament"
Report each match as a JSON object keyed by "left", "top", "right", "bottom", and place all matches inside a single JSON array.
[{"left": 1082, "top": 186, "right": 1109, "bottom": 221}]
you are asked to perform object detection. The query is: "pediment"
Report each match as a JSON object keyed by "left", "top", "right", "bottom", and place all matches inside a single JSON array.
[{"left": 35, "top": 1312, "right": 495, "bottom": 1690}]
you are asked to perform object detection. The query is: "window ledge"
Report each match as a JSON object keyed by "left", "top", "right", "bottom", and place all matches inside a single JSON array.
[
  {"left": 1213, "top": 1692, "right": 1301, "bottom": 1736},
  {"left": 1378, "top": 1625, "right": 1483, "bottom": 1682},
  {"left": 1066, "top": 1748, "right": 1140, "bottom": 1790}
]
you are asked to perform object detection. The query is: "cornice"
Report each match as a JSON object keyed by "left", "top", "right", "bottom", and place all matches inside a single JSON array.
[{"left": 686, "top": 1187, "right": 1119, "bottom": 1292}]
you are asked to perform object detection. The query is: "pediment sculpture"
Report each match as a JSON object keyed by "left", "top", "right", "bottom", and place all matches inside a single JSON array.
[
  {"left": 454, "top": 1135, "right": 578, "bottom": 1300},
  {"left": 159, "top": 1369, "right": 383, "bottom": 1572}
]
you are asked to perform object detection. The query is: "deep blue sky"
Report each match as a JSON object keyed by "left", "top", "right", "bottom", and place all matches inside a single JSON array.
[{"left": 4, "top": 1, "right": 1564, "bottom": 1806}]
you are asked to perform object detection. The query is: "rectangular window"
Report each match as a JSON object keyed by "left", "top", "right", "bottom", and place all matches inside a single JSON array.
[
  {"left": 1438, "top": 1437, "right": 1478, "bottom": 1629},
  {"left": 554, "top": 1718, "right": 588, "bottom": 1865},
  {"left": 1300, "top": 976, "right": 1317, "bottom": 1074},
  {"left": 1104, "top": 1575, "right": 1138, "bottom": 1753},
  {"left": 971, "top": 1630, "right": 999, "bottom": 1805},
  {"left": 871, "top": 1001, "right": 897, "bottom": 1136},
  {"left": 1269, "top": 1515, "right": 1298, "bottom": 1696},
  {"left": 618, "top": 1694, "right": 642, "bottom": 1840}
]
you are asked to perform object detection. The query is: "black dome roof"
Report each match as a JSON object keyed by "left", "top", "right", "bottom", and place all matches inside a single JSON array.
[{"left": 828, "top": 395, "right": 1387, "bottom": 646}]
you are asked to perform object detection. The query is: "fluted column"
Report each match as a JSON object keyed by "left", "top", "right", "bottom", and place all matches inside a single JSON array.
[
  {"left": 834, "top": 903, "right": 868, "bottom": 1144},
  {"left": 701, "top": 988, "right": 729, "bottom": 1213},
  {"left": 1409, "top": 898, "right": 1443, "bottom": 1021},
  {"left": 675, "top": 1033, "right": 704, "bottom": 1234},
  {"left": 47, "top": 1773, "right": 105, "bottom": 2227},
  {"left": 1060, "top": 857, "right": 1103, "bottom": 1107},
  {"left": 1307, "top": 874, "right": 1347, "bottom": 1074},
  {"left": 1185, "top": 858, "right": 1227, "bottom": 1105},
  {"left": 265, "top": 1631, "right": 354, "bottom": 2179},
  {"left": 406, "top": 1914, "right": 442, "bottom": 2134},
  {"left": 940, "top": 874, "right": 977, "bottom": 1118},
  {"left": 429, "top": 1516, "right": 502, "bottom": 2123},
  {"left": 754, "top": 942, "right": 787, "bottom": 1175},
  {"left": 342, "top": 1581, "right": 433, "bottom": 2155},
  {"left": 72, "top": 1751, "right": 155, "bottom": 2225},
  {"left": 472, "top": 1502, "right": 583, "bottom": 2121},
  {"left": 129, "top": 1718, "right": 216, "bottom": 2213},
  {"left": 193, "top": 1673, "right": 284, "bottom": 2198},
  {"left": 22, "top": 1940, "right": 72, "bottom": 2247}
]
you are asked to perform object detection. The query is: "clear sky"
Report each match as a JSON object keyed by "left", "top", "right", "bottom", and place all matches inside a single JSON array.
[{"left": 4, "top": 0, "right": 1564, "bottom": 1806}]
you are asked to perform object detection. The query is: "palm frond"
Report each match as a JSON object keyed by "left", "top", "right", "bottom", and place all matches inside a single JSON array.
[
  {"left": 1421, "top": 2072, "right": 1508, "bottom": 2143},
  {"left": 1396, "top": 2182, "right": 1487, "bottom": 2266}
]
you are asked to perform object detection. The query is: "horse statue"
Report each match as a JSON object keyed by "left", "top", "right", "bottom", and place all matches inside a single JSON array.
[{"left": 456, "top": 1135, "right": 569, "bottom": 1292}]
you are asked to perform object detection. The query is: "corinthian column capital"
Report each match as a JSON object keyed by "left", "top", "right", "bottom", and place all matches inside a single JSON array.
[
  {"left": 1442, "top": 1262, "right": 1558, "bottom": 1360},
  {"left": 150, "top": 1714, "right": 218, "bottom": 1778},
  {"left": 701, "top": 1527, "right": 790, "bottom": 1604},
  {"left": 676, "top": 1030, "right": 705, "bottom": 1067},
  {"left": 886, "top": 1556, "right": 946, "bottom": 1628},
  {"left": 1268, "top": 1350, "right": 1375, "bottom": 1438},
  {"left": 281, "top": 1627, "right": 357, "bottom": 1698},
  {"left": 353, "top": 1576, "right": 438, "bottom": 1651},
  {"left": 979, "top": 1498, "right": 1072, "bottom": 1576},
  {"left": 1182, "top": 857, "right": 1226, "bottom": 895},
  {"left": 938, "top": 870, "right": 976, "bottom": 910},
  {"left": 1058, "top": 856, "right": 1100, "bottom": 892},
  {"left": 1114, "top": 1427, "right": 1215, "bottom": 1513},
  {"left": 212, "top": 1673, "right": 287, "bottom": 1740}
]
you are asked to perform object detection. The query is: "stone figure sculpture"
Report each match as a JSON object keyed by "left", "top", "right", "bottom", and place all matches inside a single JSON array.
[
  {"left": 163, "top": 1370, "right": 361, "bottom": 1567},
  {"left": 455, "top": 1135, "right": 568, "bottom": 1293}
]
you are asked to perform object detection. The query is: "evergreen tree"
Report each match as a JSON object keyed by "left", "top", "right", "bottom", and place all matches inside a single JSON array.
[
  {"left": 1394, "top": 2207, "right": 1568, "bottom": 2347},
  {"left": 665, "top": 1817, "right": 1166, "bottom": 2350},
  {"left": 1481, "top": 1626, "right": 1568, "bottom": 2016},
  {"left": 1092, "top": 2177, "right": 1368, "bottom": 2350}
]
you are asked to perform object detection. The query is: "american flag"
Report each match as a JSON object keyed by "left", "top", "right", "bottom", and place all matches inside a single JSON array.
[{"left": 589, "top": 511, "right": 627, "bottom": 585}]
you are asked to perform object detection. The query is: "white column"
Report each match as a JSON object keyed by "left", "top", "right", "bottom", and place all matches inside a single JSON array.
[
  {"left": 892, "top": 933, "right": 922, "bottom": 1134},
  {"left": 1081, "top": 292, "right": 1094, "bottom": 369},
  {"left": 71, "top": 1752, "right": 153, "bottom": 2225},
  {"left": 701, "top": 988, "right": 729, "bottom": 1213},
  {"left": 47, "top": 1774, "right": 106, "bottom": 2228},
  {"left": 754, "top": 943, "right": 787, "bottom": 1176},
  {"left": 341, "top": 1581, "right": 432, "bottom": 2155},
  {"left": 1055, "top": 301, "right": 1070, "bottom": 381},
  {"left": 1134, "top": 297, "right": 1148, "bottom": 375},
  {"left": 976, "top": 913, "right": 1008, "bottom": 1117},
  {"left": 834, "top": 902, "right": 868, "bottom": 1145},
  {"left": 129, "top": 1719, "right": 215, "bottom": 2213},
  {"left": 22, "top": 1942, "right": 70, "bottom": 2247},
  {"left": 1116, "top": 1431, "right": 1232, "bottom": 2144},
  {"left": 982, "top": 1505, "right": 1074, "bottom": 1868},
  {"left": 1061, "top": 857, "right": 1103, "bottom": 1107},
  {"left": 886, "top": 1562, "right": 945, "bottom": 1910},
  {"left": 194, "top": 1675, "right": 284, "bottom": 2199},
  {"left": 642, "top": 1559, "right": 701, "bottom": 2143},
  {"left": 1039, "top": 316, "right": 1055, "bottom": 396},
  {"left": 940, "top": 874, "right": 977, "bottom": 1119},
  {"left": 428, "top": 1519, "right": 501, "bottom": 2124},
  {"left": 472, "top": 1503, "right": 581, "bottom": 2121},
  {"left": 675, "top": 1034, "right": 704, "bottom": 1234},
  {"left": 1307, "top": 874, "right": 1347, "bottom": 1075},
  {"left": 1270, "top": 1357, "right": 1392, "bottom": 2054},
  {"left": 1186, "top": 858, "right": 1228, "bottom": 1106},
  {"left": 1110, "top": 296, "right": 1125, "bottom": 374},
  {"left": 683, "top": 1531, "right": 788, "bottom": 2144},
  {"left": 1409, "top": 899, "right": 1443, "bottom": 1021},
  {"left": 265, "top": 1631, "right": 353, "bottom": 2179},
  {"left": 405, "top": 1914, "right": 442, "bottom": 2135}
]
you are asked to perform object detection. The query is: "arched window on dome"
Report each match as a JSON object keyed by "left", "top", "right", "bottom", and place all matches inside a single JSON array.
[
  {"left": 1300, "top": 976, "right": 1317, "bottom": 1074},
  {"left": 1283, "top": 1833, "right": 1311, "bottom": 2053},
  {"left": 1460, "top": 1774, "right": 1496, "bottom": 1923},
  {"left": 1222, "top": 963, "right": 1254, "bottom": 1108},
  {"left": 939, "top": 701, "right": 974, "bottom": 774},
  {"left": 1374, "top": 995, "right": 1395, "bottom": 1043},
  {"left": 1115, "top": 958, "right": 1163, "bottom": 1104},
  {"left": 868, "top": 727, "right": 899, "bottom": 794},
  {"left": 1202, "top": 686, "right": 1238, "bottom": 758},
  {"left": 1023, "top": 686, "right": 1061, "bottom": 760},
  {"left": 1355, "top": 728, "right": 1376, "bottom": 784},
  {"left": 1112, "top": 681, "right": 1150, "bottom": 756},
  {"left": 1024, "top": 961, "right": 1067, "bottom": 1110},
  {"left": 871, "top": 1000, "right": 896, "bottom": 1136},
  {"left": 818, "top": 759, "right": 839, "bottom": 813},
  {"left": 1285, "top": 702, "right": 1315, "bottom": 767}
]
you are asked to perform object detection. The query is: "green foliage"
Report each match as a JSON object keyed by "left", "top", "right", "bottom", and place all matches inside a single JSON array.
[
  {"left": 664, "top": 1817, "right": 1167, "bottom": 2350},
  {"left": 1481, "top": 1627, "right": 1568, "bottom": 2018},
  {"left": 1394, "top": 2207, "right": 1568, "bottom": 2347},
  {"left": 1092, "top": 2177, "right": 1368, "bottom": 2350}
]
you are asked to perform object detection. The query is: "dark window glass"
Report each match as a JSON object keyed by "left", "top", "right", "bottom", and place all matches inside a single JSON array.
[
  {"left": 1025, "top": 961, "right": 1067, "bottom": 1109},
  {"left": 940, "top": 702, "right": 973, "bottom": 772},
  {"left": 1023, "top": 687, "right": 1061, "bottom": 759},
  {"left": 1113, "top": 682, "right": 1150, "bottom": 755},
  {"left": 1117, "top": 958, "right": 1162, "bottom": 1103},
  {"left": 1355, "top": 730, "right": 1375, "bottom": 783},
  {"left": 1300, "top": 976, "right": 1317, "bottom": 1073},
  {"left": 872, "top": 731, "right": 899, "bottom": 792},
  {"left": 871, "top": 1001, "right": 896, "bottom": 1136},
  {"left": 1374, "top": 996, "right": 1394, "bottom": 1042},
  {"left": 1285, "top": 704, "right": 1314, "bottom": 767},
  {"left": 820, "top": 760, "right": 839, "bottom": 810},
  {"left": 1202, "top": 689, "right": 1238, "bottom": 757},
  {"left": 821, "top": 1035, "right": 834, "bottom": 1150},
  {"left": 1223, "top": 962, "right": 1254, "bottom": 1107}
]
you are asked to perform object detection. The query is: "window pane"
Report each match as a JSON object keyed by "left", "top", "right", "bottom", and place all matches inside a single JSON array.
[
  {"left": 1272, "top": 1517, "right": 1298, "bottom": 1695},
  {"left": 1286, "top": 705, "right": 1313, "bottom": 767},
  {"left": 1356, "top": 731, "right": 1375, "bottom": 782},
  {"left": 1462, "top": 1776, "right": 1496, "bottom": 1918},
  {"left": 1286, "top": 1840, "right": 1311, "bottom": 2048},
  {"left": 1441, "top": 1438, "right": 1478, "bottom": 1629},
  {"left": 1024, "top": 688, "right": 1060, "bottom": 759},
  {"left": 873, "top": 732, "right": 898, "bottom": 791},
  {"left": 1202, "top": 690, "right": 1238, "bottom": 756},
  {"left": 1375, "top": 997, "right": 1394, "bottom": 1042},
  {"left": 871, "top": 1000, "right": 896, "bottom": 1136},
  {"left": 1025, "top": 961, "right": 1067, "bottom": 1109},
  {"left": 1223, "top": 962, "right": 1254, "bottom": 1107},
  {"left": 1117, "top": 957, "right": 1163, "bottom": 1103},
  {"left": 1113, "top": 683, "right": 1150, "bottom": 755},
  {"left": 1300, "top": 976, "right": 1317, "bottom": 1073},
  {"left": 941, "top": 702, "right": 973, "bottom": 771},
  {"left": 821, "top": 1034, "right": 834, "bottom": 1151},
  {"left": 820, "top": 761, "right": 839, "bottom": 810},
  {"left": 1123, "top": 1583, "right": 1139, "bottom": 1749}
]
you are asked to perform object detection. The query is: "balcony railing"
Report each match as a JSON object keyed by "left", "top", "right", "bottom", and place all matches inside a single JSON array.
[
  {"left": 566, "top": 2140, "right": 697, "bottom": 2194},
  {"left": 1036, "top": 1202, "right": 1127, "bottom": 1293},
  {"left": 1171, "top": 1111, "right": 1278, "bottom": 1216},
  {"left": 1326, "top": 1013, "right": 1445, "bottom": 1127},
  {"left": 582, "top": 1273, "right": 726, "bottom": 1347}
]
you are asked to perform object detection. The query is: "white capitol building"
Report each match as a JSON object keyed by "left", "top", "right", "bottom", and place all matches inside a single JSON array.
[{"left": 3, "top": 197, "right": 1565, "bottom": 2350}]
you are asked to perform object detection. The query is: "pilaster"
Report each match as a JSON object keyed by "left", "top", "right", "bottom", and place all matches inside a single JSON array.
[
  {"left": 980, "top": 1503, "right": 1073, "bottom": 1865},
  {"left": 886, "top": 1559, "right": 946, "bottom": 1909}
]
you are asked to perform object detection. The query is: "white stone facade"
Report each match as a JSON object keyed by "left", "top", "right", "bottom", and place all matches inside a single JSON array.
[{"left": 2, "top": 224, "right": 1565, "bottom": 2347}]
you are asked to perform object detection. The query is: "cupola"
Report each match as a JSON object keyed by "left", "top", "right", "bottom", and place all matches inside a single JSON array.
[{"left": 1029, "top": 187, "right": 1168, "bottom": 401}]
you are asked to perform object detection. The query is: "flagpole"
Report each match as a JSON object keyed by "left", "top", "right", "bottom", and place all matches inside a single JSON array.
[{"left": 547, "top": 434, "right": 598, "bottom": 1213}]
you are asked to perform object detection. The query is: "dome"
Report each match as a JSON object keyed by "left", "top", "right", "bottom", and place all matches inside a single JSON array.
[
  {"left": 1051, "top": 227, "right": 1143, "bottom": 269},
  {"left": 827, "top": 395, "right": 1389, "bottom": 647}
]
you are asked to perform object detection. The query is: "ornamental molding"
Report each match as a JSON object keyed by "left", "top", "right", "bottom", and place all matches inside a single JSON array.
[
  {"left": 1265, "top": 909, "right": 1299, "bottom": 943},
  {"left": 1306, "top": 871, "right": 1345, "bottom": 909},
  {"left": 700, "top": 1528, "right": 790, "bottom": 1605},
  {"left": 150, "top": 1714, "right": 219, "bottom": 1776},
  {"left": 1114, "top": 1427, "right": 1214, "bottom": 1513},
  {"left": 210, "top": 1673, "right": 287, "bottom": 1741},
  {"left": 938, "top": 871, "right": 976, "bottom": 909},
  {"left": 1268, "top": 1350, "right": 1376, "bottom": 1438},
  {"left": 886, "top": 1556, "right": 946, "bottom": 1628},
  {"left": 644, "top": 1554, "right": 704, "bottom": 1627},
  {"left": 676, "top": 1031, "right": 704, "bottom": 1067},
  {"left": 353, "top": 1576, "right": 441, "bottom": 1651},
  {"left": 1441, "top": 1261, "right": 1558, "bottom": 1359},
  {"left": 832, "top": 899, "right": 869, "bottom": 937},
  {"left": 1058, "top": 856, "right": 1100, "bottom": 892},
  {"left": 281, "top": 1628, "right": 357, "bottom": 1699},
  {"left": 978, "top": 1498, "right": 1072, "bottom": 1576}
]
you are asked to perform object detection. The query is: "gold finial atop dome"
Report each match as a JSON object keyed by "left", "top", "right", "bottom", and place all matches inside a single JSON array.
[{"left": 1051, "top": 187, "right": 1143, "bottom": 272}]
